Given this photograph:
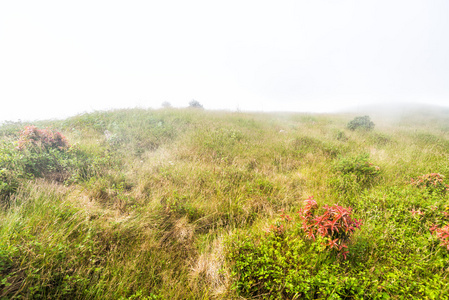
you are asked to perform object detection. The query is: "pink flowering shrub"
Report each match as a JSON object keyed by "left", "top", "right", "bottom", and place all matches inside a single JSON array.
[
  {"left": 17, "top": 126, "right": 69, "bottom": 152},
  {"left": 298, "top": 196, "right": 362, "bottom": 259}
]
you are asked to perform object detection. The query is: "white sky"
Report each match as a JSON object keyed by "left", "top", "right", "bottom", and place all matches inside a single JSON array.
[{"left": 1, "top": 0, "right": 448, "bottom": 122}]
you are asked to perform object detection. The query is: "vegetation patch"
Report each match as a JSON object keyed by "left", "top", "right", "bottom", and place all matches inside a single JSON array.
[
  {"left": 1, "top": 108, "right": 449, "bottom": 299},
  {"left": 347, "top": 115, "right": 375, "bottom": 131},
  {"left": 329, "top": 154, "right": 381, "bottom": 197},
  {"left": 411, "top": 173, "right": 449, "bottom": 195}
]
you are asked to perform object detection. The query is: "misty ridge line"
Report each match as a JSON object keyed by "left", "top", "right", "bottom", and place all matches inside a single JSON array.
[{"left": 2, "top": 101, "right": 448, "bottom": 125}]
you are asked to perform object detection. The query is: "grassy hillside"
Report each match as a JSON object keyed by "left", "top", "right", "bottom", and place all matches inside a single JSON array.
[{"left": 1, "top": 107, "right": 449, "bottom": 299}]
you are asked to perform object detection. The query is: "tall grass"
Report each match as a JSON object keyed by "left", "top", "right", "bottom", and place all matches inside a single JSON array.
[{"left": 1, "top": 107, "right": 449, "bottom": 299}]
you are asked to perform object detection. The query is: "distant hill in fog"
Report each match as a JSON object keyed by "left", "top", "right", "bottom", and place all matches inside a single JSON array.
[
  {"left": 347, "top": 102, "right": 449, "bottom": 114},
  {"left": 339, "top": 102, "right": 449, "bottom": 126}
]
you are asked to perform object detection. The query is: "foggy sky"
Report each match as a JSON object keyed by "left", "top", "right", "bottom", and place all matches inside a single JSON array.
[{"left": 1, "top": 0, "right": 448, "bottom": 122}]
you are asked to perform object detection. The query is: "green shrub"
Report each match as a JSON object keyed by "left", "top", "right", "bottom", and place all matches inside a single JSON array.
[
  {"left": 14, "top": 126, "right": 70, "bottom": 180},
  {"left": 330, "top": 154, "right": 380, "bottom": 196},
  {"left": 226, "top": 226, "right": 327, "bottom": 299},
  {"left": 63, "top": 145, "right": 112, "bottom": 184},
  {"left": 335, "top": 130, "right": 348, "bottom": 141},
  {"left": 0, "top": 142, "right": 23, "bottom": 204},
  {"left": 347, "top": 116, "right": 375, "bottom": 131},
  {"left": 226, "top": 202, "right": 362, "bottom": 299},
  {"left": 333, "top": 154, "right": 380, "bottom": 180},
  {"left": 167, "top": 198, "right": 204, "bottom": 222},
  {"left": 0, "top": 168, "right": 19, "bottom": 203},
  {"left": 8, "top": 126, "right": 111, "bottom": 184}
]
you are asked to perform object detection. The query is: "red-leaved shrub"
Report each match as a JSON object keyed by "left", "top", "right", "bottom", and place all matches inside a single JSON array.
[
  {"left": 298, "top": 196, "right": 362, "bottom": 259},
  {"left": 430, "top": 224, "right": 449, "bottom": 250},
  {"left": 17, "top": 126, "right": 69, "bottom": 151},
  {"left": 411, "top": 173, "right": 449, "bottom": 194}
]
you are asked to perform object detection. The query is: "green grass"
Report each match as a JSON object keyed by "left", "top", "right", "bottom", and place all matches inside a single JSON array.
[{"left": 1, "top": 107, "right": 449, "bottom": 299}]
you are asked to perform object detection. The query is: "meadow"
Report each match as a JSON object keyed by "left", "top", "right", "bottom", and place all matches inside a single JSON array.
[{"left": 0, "top": 106, "right": 448, "bottom": 299}]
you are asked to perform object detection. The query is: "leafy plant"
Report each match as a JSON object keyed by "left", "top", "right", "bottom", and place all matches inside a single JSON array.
[
  {"left": 347, "top": 115, "right": 375, "bottom": 131},
  {"left": 226, "top": 201, "right": 362, "bottom": 299},
  {"left": 335, "top": 130, "right": 348, "bottom": 141},
  {"left": 167, "top": 197, "right": 204, "bottom": 222},
  {"left": 411, "top": 173, "right": 449, "bottom": 194},
  {"left": 430, "top": 224, "right": 449, "bottom": 250},
  {"left": 5, "top": 126, "right": 110, "bottom": 184},
  {"left": 334, "top": 154, "right": 380, "bottom": 178},
  {"left": 330, "top": 154, "right": 381, "bottom": 196},
  {"left": 298, "top": 197, "right": 362, "bottom": 259},
  {"left": 226, "top": 222, "right": 326, "bottom": 299},
  {"left": 16, "top": 125, "right": 69, "bottom": 151},
  {"left": 0, "top": 143, "right": 22, "bottom": 203},
  {"left": 0, "top": 168, "right": 19, "bottom": 203}
]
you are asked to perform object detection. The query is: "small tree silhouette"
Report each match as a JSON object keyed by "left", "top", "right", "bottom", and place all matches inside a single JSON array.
[
  {"left": 161, "top": 101, "right": 172, "bottom": 108},
  {"left": 188, "top": 99, "right": 204, "bottom": 109}
]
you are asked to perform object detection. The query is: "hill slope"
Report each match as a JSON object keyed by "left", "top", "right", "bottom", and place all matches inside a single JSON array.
[{"left": 1, "top": 108, "right": 449, "bottom": 299}]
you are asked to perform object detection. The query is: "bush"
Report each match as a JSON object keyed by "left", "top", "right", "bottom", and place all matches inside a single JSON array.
[
  {"left": 411, "top": 173, "right": 449, "bottom": 194},
  {"left": 11, "top": 126, "right": 109, "bottom": 183},
  {"left": 330, "top": 154, "right": 380, "bottom": 198},
  {"left": 16, "top": 126, "right": 69, "bottom": 151},
  {"left": 347, "top": 116, "right": 375, "bottom": 131},
  {"left": 335, "top": 130, "right": 348, "bottom": 141},
  {"left": 0, "top": 142, "right": 23, "bottom": 204},
  {"left": 333, "top": 154, "right": 380, "bottom": 184},
  {"left": 226, "top": 200, "right": 362, "bottom": 299},
  {"left": 333, "top": 154, "right": 380, "bottom": 178},
  {"left": 0, "top": 168, "right": 19, "bottom": 203},
  {"left": 161, "top": 101, "right": 172, "bottom": 108},
  {"left": 15, "top": 126, "right": 71, "bottom": 180},
  {"left": 430, "top": 224, "right": 449, "bottom": 250},
  {"left": 298, "top": 197, "right": 362, "bottom": 259},
  {"left": 188, "top": 99, "right": 204, "bottom": 109},
  {"left": 226, "top": 222, "right": 326, "bottom": 299}
]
